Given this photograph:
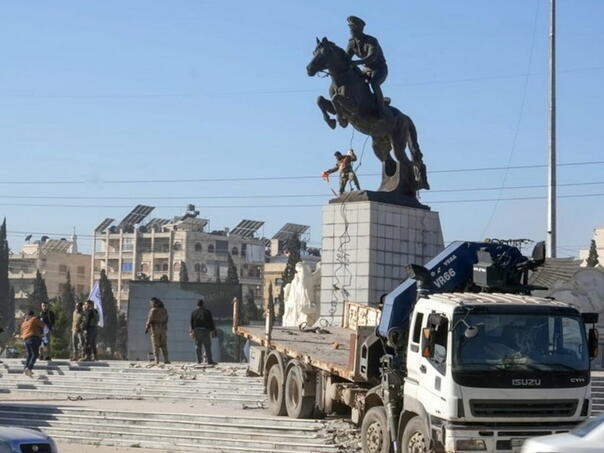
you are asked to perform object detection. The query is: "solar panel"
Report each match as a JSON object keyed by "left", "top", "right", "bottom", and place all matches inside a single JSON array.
[
  {"left": 118, "top": 205, "right": 154, "bottom": 229},
  {"left": 145, "top": 218, "right": 171, "bottom": 231},
  {"left": 41, "top": 239, "right": 71, "bottom": 254},
  {"left": 231, "top": 219, "right": 264, "bottom": 238},
  {"left": 95, "top": 218, "right": 114, "bottom": 233},
  {"left": 272, "top": 223, "right": 309, "bottom": 241}
]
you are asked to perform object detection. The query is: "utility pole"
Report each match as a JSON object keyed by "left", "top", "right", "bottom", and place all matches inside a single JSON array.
[{"left": 547, "top": 0, "right": 557, "bottom": 258}]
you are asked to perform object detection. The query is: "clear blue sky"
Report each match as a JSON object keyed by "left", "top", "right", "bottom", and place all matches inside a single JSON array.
[{"left": 1, "top": 0, "right": 603, "bottom": 257}]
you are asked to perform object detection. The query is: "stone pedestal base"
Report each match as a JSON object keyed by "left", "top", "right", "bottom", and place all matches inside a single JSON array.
[{"left": 319, "top": 201, "right": 444, "bottom": 325}]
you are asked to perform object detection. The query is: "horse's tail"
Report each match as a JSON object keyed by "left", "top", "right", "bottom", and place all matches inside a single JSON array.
[{"left": 405, "top": 117, "right": 430, "bottom": 190}]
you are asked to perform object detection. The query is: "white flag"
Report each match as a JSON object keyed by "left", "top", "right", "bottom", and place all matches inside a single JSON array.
[{"left": 89, "top": 281, "right": 104, "bottom": 328}]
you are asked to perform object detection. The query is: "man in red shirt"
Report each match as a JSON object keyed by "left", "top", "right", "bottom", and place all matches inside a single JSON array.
[{"left": 20, "top": 311, "right": 46, "bottom": 377}]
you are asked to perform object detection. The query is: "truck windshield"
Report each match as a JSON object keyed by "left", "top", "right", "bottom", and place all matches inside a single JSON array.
[{"left": 453, "top": 313, "right": 588, "bottom": 372}]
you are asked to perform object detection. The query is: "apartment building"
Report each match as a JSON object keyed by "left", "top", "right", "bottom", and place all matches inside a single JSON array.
[
  {"left": 91, "top": 205, "right": 266, "bottom": 310},
  {"left": 9, "top": 235, "right": 91, "bottom": 315}
]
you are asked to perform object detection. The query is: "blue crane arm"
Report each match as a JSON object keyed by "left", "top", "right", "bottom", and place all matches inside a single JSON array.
[{"left": 377, "top": 241, "right": 527, "bottom": 337}]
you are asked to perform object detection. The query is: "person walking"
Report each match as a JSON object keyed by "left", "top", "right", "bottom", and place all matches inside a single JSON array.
[
  {"left": 145, "top": 297, "right": 170, "bottom": 364},
  {"left": 39, "top": 301, "right": 55, "bottom": 361},
  {"left": 20, "top": 311, "right": 46, "bottom": 377},
  {"left": 82, "top": 300, "right": 99, "bottom": 361},
  {"left": 190, "top": 299, "right": 216, "bottom": 365},
  {"left": 70, "top": 302, "right": 85, "bottom": 361}
]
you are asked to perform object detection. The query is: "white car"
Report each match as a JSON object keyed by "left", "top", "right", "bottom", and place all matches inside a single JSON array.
[
  {"left": 521, "top": 414, "right": 604, "bottom": 453},
  {"left": 0, "top": 426, "right": 58, "bottom": 453}
]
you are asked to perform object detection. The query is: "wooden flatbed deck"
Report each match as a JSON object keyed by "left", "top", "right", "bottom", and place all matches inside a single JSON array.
[{"left": 236, "top": 325, "right": 357, "bottom": 380}]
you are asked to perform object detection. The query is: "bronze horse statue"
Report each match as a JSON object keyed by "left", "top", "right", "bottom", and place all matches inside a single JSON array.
[{"left": 307, "top": 37, "right": 430, "bottom": 206}]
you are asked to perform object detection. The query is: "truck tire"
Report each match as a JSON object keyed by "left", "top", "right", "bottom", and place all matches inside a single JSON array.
[
  {"left": 361, "top": 406, "right": 391, "bottom": 453},
  {"left": 267, "top": 363, "right": 287, "bottom": 416},
  {"left": 401, "top": 415, "right": 429, "bottom": 453},
  {"left": 285, "top": 365, "right": 314, "bottom": 419}
]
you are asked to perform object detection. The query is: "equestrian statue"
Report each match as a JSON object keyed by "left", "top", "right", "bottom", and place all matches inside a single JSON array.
[{"left": 307, "top": 17, "right": 430, "bottom": 208}]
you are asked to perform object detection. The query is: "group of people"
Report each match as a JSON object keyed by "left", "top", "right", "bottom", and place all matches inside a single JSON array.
[
  {"left": 20, "top": 300, "right": 100, "bottom": 376},
  {"left": 145, "top": 297, "right": 217, "bottom": 366},
  {"left": 19, "top": 296, "right": 217, "bottom": 374},
  {"left": 71, "top": 300, "right": 100, "bottom": 361}
]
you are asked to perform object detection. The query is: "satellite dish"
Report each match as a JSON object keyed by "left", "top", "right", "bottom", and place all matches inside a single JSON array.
[
  {"left": 40, "top": 235, "right": 49, "bottom": 242},
  {"left": 24, "top": 235, "right": 32, "bottom": 242}
]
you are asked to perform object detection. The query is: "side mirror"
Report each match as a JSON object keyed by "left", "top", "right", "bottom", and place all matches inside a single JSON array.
[
  {"left": 588, "top": 328, "right": 599, "bottom": 359},
  {"left": 421, "top": 327, "right": 435, "bottom": 358},
  {"left": 531, "top": 241, "right": 546, "bottom": 265}
]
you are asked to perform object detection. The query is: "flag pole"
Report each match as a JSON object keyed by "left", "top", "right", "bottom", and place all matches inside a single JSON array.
[{"left": 547, "top": 0, "right": 557, "bottom": 258}]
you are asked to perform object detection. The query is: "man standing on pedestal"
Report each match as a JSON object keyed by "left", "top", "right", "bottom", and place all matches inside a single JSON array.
[{"left": 323, "top": 149, "right": 361, "bottom": 195}]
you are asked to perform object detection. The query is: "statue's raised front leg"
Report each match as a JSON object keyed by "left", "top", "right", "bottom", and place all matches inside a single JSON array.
[
  {"left": 331, "top": 95, "right": 350, "bottom": 128},
  {"left": 317, "top": 96, "right": 337, "bottom": 129}
]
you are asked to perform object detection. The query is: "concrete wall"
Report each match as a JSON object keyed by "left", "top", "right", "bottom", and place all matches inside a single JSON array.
[
  {"left": 535, "top": 267, "right": 604, "bottom": 370},
  {"left": 127, "top": 281, "right": 241, "bottom": 362}
]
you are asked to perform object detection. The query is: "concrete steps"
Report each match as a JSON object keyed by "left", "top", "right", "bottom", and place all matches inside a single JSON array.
[
  {"left": 0, "top": 405, "right": 340, "bottom": 453},
  {"left": 0, "top": 359, "right": 267, "bottom": 404}
]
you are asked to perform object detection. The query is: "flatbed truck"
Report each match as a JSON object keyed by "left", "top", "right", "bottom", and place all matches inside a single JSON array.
[{"left": 235, "top": 241, "right": 600, "bottom": 452}]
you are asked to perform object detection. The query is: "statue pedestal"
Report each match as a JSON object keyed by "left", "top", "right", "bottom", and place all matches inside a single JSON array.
[{"left": 319, "top": 200, "right": 444, "bottom": 326}]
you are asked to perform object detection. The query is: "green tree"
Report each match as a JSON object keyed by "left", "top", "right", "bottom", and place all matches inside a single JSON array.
[
  {"left": 7, "top": 286, "right": 15, "bottom": 335},
  {"left": 49, "top": 299, "right": 70, "bottom": 359},
  {"left": 59, "top": 271, "right": 76, "bottom": 314},
  {"left": 278, "top": 234, "right": 301, "bottom": 321},
  {"left": 30, "top": 269, "right": 48, "bottom": 312},
  {"left": 586, "top": 239, "right": 600, "bottom": 267},
  {"left": 98, "top": 270, "right": 118, "bottom": 353},
  {"left": 0, "top": 219, "right": 11, "bottom": 337},
  {"left": 244, "top": 287, "right": 260, "bottom": 322},
  {"left": 225, "top": 254, "right": 240, "bottom": 285},
  {"left": 179, "top": 261, "right": 189, "bottom": 282},
  {"left": 281, "top": 234, "right": 301, "bottom": 287}
]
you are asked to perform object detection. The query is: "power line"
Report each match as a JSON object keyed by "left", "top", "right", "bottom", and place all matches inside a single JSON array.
[
  {"left": 0, "top": 179, "right": 603, "bottom": 201},
  {"left": 0, "top": 160, "right": 603, "bottom": 185},
  {"left": 1, "top": 191, "right": 604, "bottom": 209},
  {"left": 3, "top": 65, "right": 603, "bottom": 100}
]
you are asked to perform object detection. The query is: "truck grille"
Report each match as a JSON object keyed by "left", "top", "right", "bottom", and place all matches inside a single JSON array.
[
  {"left": 20, "top": 444, "right": 52, "bottom": 453},
  {"left": 469, "top": 399, "right": 578, "bottom": 418}
]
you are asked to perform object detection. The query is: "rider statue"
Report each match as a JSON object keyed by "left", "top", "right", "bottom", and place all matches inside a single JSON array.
[{"left": 346, "top": 16, "right": 388, "bottom": 115}]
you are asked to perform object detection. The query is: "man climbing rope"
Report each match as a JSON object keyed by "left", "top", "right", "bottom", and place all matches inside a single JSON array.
[{"left": 322, "top": 149, "right": 361, "bottom": 195}]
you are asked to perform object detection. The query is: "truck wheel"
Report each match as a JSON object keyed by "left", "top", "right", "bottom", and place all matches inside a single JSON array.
[
  {"left": 267, "top": 363, "right": 286, "bottom": 416},
  {"left": 401, "top": 415, "right": 428, "bottom": 453},
  {"left": 285, "top": 365, "right": 314, "bottom": 419},
  {"left": 361, "top": 406, "right": 391, "bottom": 453}
]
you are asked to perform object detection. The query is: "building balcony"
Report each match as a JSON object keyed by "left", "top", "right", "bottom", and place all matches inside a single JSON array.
[{"left": 9, "top": 271, "right": 38, "bottom": 280}]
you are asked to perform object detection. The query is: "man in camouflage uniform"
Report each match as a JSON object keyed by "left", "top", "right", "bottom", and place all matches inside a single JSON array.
[
  {"left": 70, "top": 302, "right": 85, "bottom": 361},
  {"left": 145, "top": 297, "right": 170, "bottom": 364},
  {"left": 323, "top": 149, "right": 361, "bottom": 195},
  {"left": 82, "top": 300, "right": 99, "bottom": 361}
]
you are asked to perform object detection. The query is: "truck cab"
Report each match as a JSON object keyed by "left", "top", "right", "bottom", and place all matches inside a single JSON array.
[{"left": 401, "top": 292, "right": 593, "bottom": 452}]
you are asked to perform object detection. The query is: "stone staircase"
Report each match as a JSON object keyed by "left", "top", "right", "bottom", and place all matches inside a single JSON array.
[
  {"left": 0, "top": 359, "right": 266, "bottom": 404},
  {"left": 0, "top": 359, "right": 354, "bottom": 452},
  {"left": 0, "top": 404, "right": 343, "bottom": 452}
]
